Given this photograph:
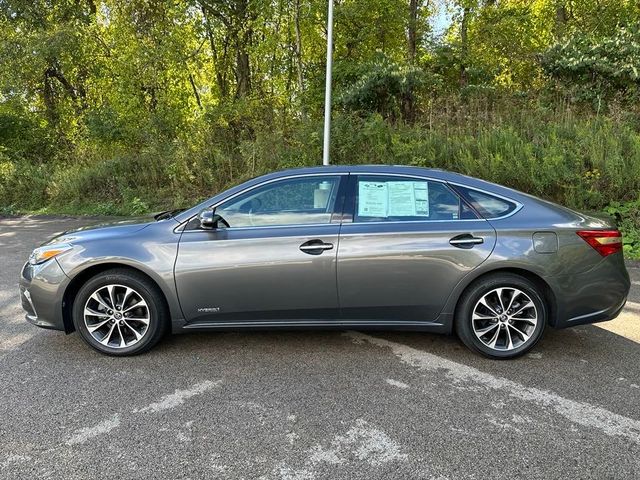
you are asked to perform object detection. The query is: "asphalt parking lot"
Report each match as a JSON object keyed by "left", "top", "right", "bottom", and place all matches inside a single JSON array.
[{"left": 1, "top": 216, "right": 639, "bottom": 479}]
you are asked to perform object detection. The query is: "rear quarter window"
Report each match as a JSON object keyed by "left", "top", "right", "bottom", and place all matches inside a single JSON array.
[{"left": 455, "top": 186, "right": 518, "bottom": 219}]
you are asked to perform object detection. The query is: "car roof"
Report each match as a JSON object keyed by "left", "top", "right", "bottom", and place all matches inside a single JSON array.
[
  {"left": 262, "top": 165, "right": 517, "bottom": 196},
  {"left": 268, "top": 164, "right": 452, "bottom": 179}
]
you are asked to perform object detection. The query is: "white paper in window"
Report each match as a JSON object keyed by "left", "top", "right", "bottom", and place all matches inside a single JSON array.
[
  {"left": 358, "top": 181, "right": 388, "bottom": 217},
  {"left": 387, "top": 182, "right": 416, "bottom": 216},
  {"left": 385, "top": 181, "right": 430, "bottom": 217},
  {"left": 413, "top": 182, "right": 429, "bottom": 216}
]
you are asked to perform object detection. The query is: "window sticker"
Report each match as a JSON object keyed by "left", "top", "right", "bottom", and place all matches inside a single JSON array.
[
  {"left": 358, "top": 181, "right": 388, "bottom": 217},
  {"left": 387, "top": 182, "right": 416, "bottom": 216},
  {"left": 413, "top": 182, "right": 430, "bottom": 216},
  {"left": 358, "top": 180, "right": 430, "bottom": 218}
]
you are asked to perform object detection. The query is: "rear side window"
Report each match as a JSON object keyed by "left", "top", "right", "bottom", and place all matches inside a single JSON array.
[
  {"left": 354, "top": 176, "right": 477, "bottom": 222},
  {"left": 455, "top": 186, "right": 518, "bottom": 218}
]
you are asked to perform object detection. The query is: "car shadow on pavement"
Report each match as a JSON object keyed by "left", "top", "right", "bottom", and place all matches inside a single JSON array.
[
  {"left": 153, "top": 322, "right": 640, "bottom": 372},
  {"left": 12, "top": 319, "right": 639, "bottom": 375},
  {"left": 0, "top": 314, "right": 640, "bottom": 417},
  {"left": 154, "top": 323, "right": 640, "bottom": 404}
]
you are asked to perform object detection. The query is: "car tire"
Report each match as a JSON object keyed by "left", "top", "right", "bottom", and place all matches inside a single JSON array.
[
  {"left": 72, "top": 268, "right": 169, "bottom": 356},
  {"left": 455, "top": 273, "right": 547, "bottom": 359}
]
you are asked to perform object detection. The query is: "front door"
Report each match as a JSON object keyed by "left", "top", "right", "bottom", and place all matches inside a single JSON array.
[
  {"left": 337, "top": 174, "right": 496, "bottom": 322},
  {"left": 175, "top": 174, "right": 347, "bottom": 324}
]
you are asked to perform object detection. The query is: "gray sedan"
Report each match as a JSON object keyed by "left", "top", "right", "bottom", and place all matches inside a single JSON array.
[{"left": 19, "top": 165, "right": 631, "bottom": 358}]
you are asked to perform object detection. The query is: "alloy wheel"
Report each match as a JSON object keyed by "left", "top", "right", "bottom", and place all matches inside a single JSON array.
[
  {"left": 83, "top": 284, "right": 150, "bottom": 349},
  {"left": 471, "top": 287, "right": 538, "bottom": 352}
]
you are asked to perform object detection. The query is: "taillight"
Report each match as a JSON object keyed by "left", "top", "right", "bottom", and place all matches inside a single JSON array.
[{"left": 576, "top": 230, "right": 623, "bottom": 257}]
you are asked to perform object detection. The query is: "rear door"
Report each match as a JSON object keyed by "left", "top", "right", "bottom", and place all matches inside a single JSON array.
[
  {"left": 336, "top": 174, "right": 496, "bottom": 322},
  {"left": 175, "top": 174, "right": 347, "bottom": 325}
]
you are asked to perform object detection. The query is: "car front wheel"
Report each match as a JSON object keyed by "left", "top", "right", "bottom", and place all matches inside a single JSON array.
[
  {"left": 72, "top": 269, "right": 168, "bottom": 356},
  {"left": 455, "top": 273, "right": 547, "bottom": 359}
]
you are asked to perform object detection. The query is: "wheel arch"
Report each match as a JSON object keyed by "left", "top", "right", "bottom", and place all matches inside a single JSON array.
[
  {"left": 450, "top": 267, "right": 558, "bottom": 329},
  {"left": 61, "top": 262, "right": 174, "bottom": 334}
]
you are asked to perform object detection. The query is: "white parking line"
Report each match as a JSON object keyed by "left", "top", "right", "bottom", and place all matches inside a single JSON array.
[
  {"left": 385, "top": 378, "right": 410, "bottom": 389},
  {"left": 66, "top": 414, "right": 120, "bottom": 446},
  {"left": 134, "top": 380, "right": 221, "bottom": 414},
  {"left": 308, "top": 418, "right": 408, "bottom": 467},
  {"left": 65, "top": 380, "right": 221, "bottom": 446},
  {"left": 346, "top": 332, "right": 640, "bottom": 444},
  {"left": 626, "top": 300, "right": 640, "bottom": 311},
  {"left": 276, "top": 418, "right": 408, "bottom": 478}
]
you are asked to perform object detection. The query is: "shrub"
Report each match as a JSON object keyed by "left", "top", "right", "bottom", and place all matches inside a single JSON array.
[
  {"left": 605, "top": 199, "right": 640, "bottom": 260},
  {"left": 337, "top": 54, "right": 435, "bottom": 121},
  {"left": 542, "top": 27, "right": 640, "bottom": 108},
  {"left": 2, "top": 102, "right": 639, "bottom": 260}
]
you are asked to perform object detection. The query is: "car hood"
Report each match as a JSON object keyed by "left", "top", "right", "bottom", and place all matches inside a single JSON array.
[{"left": 43, "top": 217, "right": 155, "bottom": 246}]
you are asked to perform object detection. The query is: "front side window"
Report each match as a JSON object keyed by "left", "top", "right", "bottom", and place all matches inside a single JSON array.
[
  {"left": 354, "top": 176, "right": 476, "bottom": 222},
  {"left": 216, "top": 176, "right": 341, "bottom": 228}
]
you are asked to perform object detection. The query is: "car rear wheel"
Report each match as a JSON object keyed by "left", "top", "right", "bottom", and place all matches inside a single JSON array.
[
  {"left": 455, "top": 273, "right": 547, "bottom": 359},
  {"left": 72, "top": 269, "right": 168, "bottom": 356}
]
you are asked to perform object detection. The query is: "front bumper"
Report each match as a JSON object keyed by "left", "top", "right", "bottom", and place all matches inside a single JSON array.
[
  {"left": 549, "top": 254, "right": 631, "bottom": 328},
  {"left": 19, "top": 260, "right": 70, "bottom": 331}
]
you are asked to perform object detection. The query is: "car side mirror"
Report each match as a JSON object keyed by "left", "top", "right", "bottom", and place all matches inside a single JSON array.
[{"left": 198, "top": 209, "right": 222, "bottom": 230}]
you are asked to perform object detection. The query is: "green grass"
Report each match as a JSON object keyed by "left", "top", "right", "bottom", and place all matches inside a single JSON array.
[{"left": 1, "top": 111, "right": 639, "bottom": 258}]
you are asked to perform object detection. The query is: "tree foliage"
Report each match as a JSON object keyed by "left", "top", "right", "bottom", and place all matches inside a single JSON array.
[
  {"left": 0, "top": 0, "right": 639, "bottom": 252},
  {"left": 543, "top": 27, "right": 640, "bottom": 105}
]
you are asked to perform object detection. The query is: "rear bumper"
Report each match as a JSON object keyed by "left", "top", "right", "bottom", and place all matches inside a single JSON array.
[
  {"left": 550, "top": 254, "right": 631, "bottom": 328},
  {"left": 19, "top": 260, "right": 70, "bottom": 332}
]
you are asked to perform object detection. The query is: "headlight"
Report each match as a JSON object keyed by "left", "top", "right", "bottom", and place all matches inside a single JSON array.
[{"left": 28, "top": 244, "right": 73, "bottom": 265}]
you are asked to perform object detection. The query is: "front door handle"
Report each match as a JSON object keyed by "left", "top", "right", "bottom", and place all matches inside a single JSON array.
[
  {"left": 299, "top": 240, "right": 334, "bottom": 255},
  {"left": 449, "top": 234, "right": 484, "bottom": 248}
]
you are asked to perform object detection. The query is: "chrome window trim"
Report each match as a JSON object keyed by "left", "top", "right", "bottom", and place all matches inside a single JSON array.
[
  {"left": 179, "top": 218, "right": 484, "bottom": 235},
  {"left": 181, "top": 223, "right": 339, "bottom": 234},
  {"left": 179, "top": 172, "right": 348, "bottom": 233},
  {"left": 335, "top": 226, "right": 493, "bottom": 238},
  {"left": 342, "top": 218, "right": 485, "bottom": 226},
  {"left": 354, "top": 171, "right": 444, "bottom": 182}
]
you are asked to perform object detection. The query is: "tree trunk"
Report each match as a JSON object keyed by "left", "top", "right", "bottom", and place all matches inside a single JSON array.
[
  {"left": 200, "top": 3, "right": 230, "bottom": 100},
  {"left": 45, "top": 66, "right": 78, "bottom": 101},
  {"left": 459, "top": 6, "right": 470, "bottom": 88},
  {"left": 43, "top": 71, "right": 58, "bottom": 124},
  {"left": 87, "top": 0, "right": 97, "bottom": 16},
  {"left": 554, "top": 1, "right": 569, "bottom": 38},
  {"left": 233, "top": 0, "right": 253, "bottom": 99},
  {"left": 235, "top": 41, "right": 251, "bottom": 98},
  {"left": 294, "top": 0, "right": 304, "bottom": 93},
  {"left": 189, "top": 73, "right": 203, "bottom": 109},
  {"left": 407, "top": 0, "right": 418, "bottom": 64}
]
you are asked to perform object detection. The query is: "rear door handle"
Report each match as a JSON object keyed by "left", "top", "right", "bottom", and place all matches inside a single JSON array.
[
  {"left": 299, "top": 240, "right": 334, "bottom": 255},
  {"left": 449, "top": 234, "right": 484, "bottom": 248}
]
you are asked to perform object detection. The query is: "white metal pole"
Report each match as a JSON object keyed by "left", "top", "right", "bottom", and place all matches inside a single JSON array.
[{"left": 322, "top": 0, "right": 334, "bottom": 166}]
